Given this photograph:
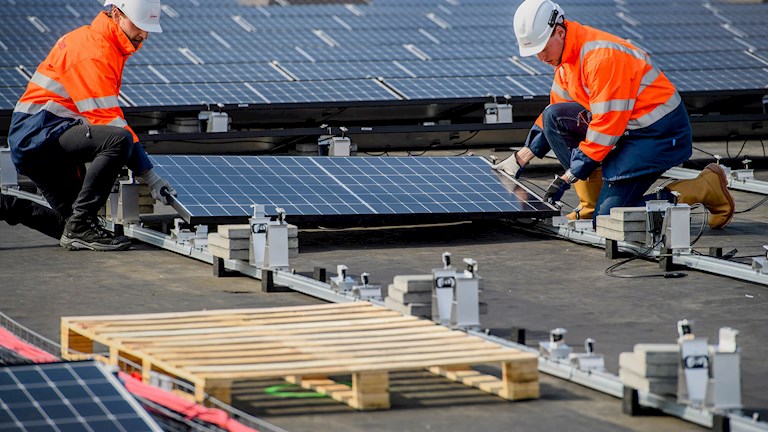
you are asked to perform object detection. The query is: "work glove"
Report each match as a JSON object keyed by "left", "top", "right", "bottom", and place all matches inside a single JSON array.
[
  {"left": 544, "top": 175, "right": 570, "bottom": 204},
  {"left": 491, "top": 153, "right": 523, "bottom": 179},
  {"left": 137, "top": 169, "right": 177, "bottom": 205}
]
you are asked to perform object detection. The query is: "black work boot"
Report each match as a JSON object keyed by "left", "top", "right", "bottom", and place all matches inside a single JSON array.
[
  {"left": 59, "top": 215, "right": 131, "bottom": 251},
  {"left": 1, "top": 193, "right": 66, "bottom": 239}
]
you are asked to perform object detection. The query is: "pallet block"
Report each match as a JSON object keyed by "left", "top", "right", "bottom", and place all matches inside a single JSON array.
[{"left": 61, "top": 302, "right": 538, "bottom": 410}]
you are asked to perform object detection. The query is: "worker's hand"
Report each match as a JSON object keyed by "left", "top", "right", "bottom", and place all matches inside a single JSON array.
[
  {"left": 544, "top": 175, "right": 570, "bottom": 204},
  {"left": 491, "top": 153, "right": 523, "bottom": 179},
  {"left": 137, "top": 169, "right": 177, "bottom": 205}
]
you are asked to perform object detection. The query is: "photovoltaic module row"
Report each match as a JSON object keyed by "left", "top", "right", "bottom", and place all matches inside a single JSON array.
[{"left": 0, "top": 0, "right": 765, "bottom": 111}]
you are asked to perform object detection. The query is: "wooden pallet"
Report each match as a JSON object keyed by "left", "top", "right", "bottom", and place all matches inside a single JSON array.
[{"left": 61, "top": 302, "right": 538, "bottom": 410}]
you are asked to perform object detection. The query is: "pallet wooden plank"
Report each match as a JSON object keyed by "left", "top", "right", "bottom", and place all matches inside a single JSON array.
[
  {"left": 98, "top": 313, "right": 414, "bottom": 337},
  {"left": 151, "top": 334, "right": 476, "bottom": 359},
  {"left": 98, "top": 315, "right": 425, "bottom": 340},
  {"left": 62, "top": 302, "right": 371, "bottom": 323},
  {"left": 192, "top": 351, "right": 534, "bottom": 380},
  {"left": 87, "top": 308, "right": 400, "bottom": 332},
  {"left": 122, "top": 324, "right": 454, "bottom": 349},
  {"left": 110, "top": 321, "right": 439, "bottom": 345},
  {"left": 168, "top": 341, "right": 497, "bottom": 366}
]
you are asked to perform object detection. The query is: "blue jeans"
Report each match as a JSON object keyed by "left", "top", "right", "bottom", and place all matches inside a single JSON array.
[
  {"left": 527, "top": 102, "right": 591, "bottom": 170},
  {"left": 596, "top": 172, "right": 669, "bottom": 215},
  {"left": 525, "top": 103, "right": 669, "bottom": 226}
]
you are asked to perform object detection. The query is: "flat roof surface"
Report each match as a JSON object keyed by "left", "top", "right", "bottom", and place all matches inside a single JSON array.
[{"left": 1, "top": 150, "right": 766, "bottom": 432}]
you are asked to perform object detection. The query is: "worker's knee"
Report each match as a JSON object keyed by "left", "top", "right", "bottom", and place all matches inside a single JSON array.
[
  {"left": 597, "top": 195, "right": 624, "bottom": 217},
  {"left": 104, "top": 128, "right": 133, "bottom": 160}
]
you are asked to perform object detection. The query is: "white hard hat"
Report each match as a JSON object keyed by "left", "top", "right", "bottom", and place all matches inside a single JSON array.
[
  {"left": 514, "top": 0, "right": 564, "bottom": 57},
  {"left": 104, "top": 0, "right": 163, "bottom": 33}
]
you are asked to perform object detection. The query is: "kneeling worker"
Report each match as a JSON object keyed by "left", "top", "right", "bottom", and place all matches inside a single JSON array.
[
  {"left": 493, "top": 0, "right": 734, "bottom": 229},
  {"left": 5, "top": 0, "right": 177, "bottom": 250}
]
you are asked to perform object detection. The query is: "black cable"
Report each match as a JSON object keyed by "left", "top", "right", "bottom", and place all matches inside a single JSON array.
[
  {"left": 735, "top": 195, "right": 768, "bottom": 214},
  {"left": 406, "top": 148, "right": 430, "bottom": 156},
  {"left": 604, "top": 237, "right": 687, "bottom": 279},
  {"left": 726, "top": 137, "right": 749, "bottom": 160},
  {"left": 452, "top": 130, "right": 480, "bottom": 147},
  {"left": 692, "top": 145, "right": 717, "bottom": 158},
  {"left": 689, "top": 204, "right": 708, "bottom": 246}
]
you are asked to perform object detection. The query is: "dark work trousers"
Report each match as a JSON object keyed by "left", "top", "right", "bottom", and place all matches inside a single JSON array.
[
  {"left": 0, "top": 194, "right": 65, "bottom": 239},
  {"left": 22, "top": 124, "right": 132, "bottom": 225}
]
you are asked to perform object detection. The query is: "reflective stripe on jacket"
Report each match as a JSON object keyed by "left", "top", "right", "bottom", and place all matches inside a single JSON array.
[
  {"left": 9, "top": 11, "right": 151, "bottom": 174},
  {"left": 535, "top": 20, "right": 691, "bottom": 180}
]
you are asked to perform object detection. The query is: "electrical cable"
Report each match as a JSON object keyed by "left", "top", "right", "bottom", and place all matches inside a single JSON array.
[
  {"left": 692, "top": 145, "right": 717, "bottom": 158},
  {"left": 689, "top": 204, "right": 708, "bottom": 247},
  {"left": 735, "top": 194, "right": 768, "bottom": 214},
  {"left": 726, "top": 137, "right": 749, "bottom": 160},
  {"left": 604, "top": 237, "right": 688, "bottom": 279}
]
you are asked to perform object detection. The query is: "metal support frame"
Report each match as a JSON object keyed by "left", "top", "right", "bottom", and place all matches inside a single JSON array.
[
  {"left": 470, "top": 331, "right": 768, "bottom": 431},
  {"left": 544, "top": 223, "right": 768, "bottom": 286},
  {"left": 120, "top": 224, "right": 358, "bottom": 304}
]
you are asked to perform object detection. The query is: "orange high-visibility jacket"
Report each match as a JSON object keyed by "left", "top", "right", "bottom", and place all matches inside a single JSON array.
[
  {"left": 535, "top": 20, "right": 685, "bottom": 177},
  {"left": 9, "top": 12, "right": 151, "bottom": 173}
]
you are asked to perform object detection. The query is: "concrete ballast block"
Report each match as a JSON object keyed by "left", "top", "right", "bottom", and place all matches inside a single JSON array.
[
  {"left": 392, "top": 275, "right": 434, "bottom": 293},
  {"left": 609, "top": 206, "right": 647, "bottom": 222},
  {"left": 387, "top": 284, "right": 432, "bottom": 304},
  {"left": 384, "top": 297, "right": 431, "bottom": 318},
  {"left": 596, "top": 216, "right": 647, "bottom": 232},
  {"left": 208, "top": 233, "right": 250, "bottom": 250},
  {"left": 218, "top": 224, "right": 250, "bottom": 239},
  {"left": 208, "top": 244, "right": 249, "bottom": 260},
  {"left": 619, "top": 368, "right": 677, "bottom": 395},
  {"left": 619, "top": 352, "right": 678, "bottom": 378},
  {"left": 596, "top": 226, "right": 646, "bottom": 242}
]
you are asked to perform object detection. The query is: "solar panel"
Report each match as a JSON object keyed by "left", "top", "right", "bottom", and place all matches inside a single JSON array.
[
  {"left": 0, "top": 51, "right": 48, "bottom": 68},
  {"left": 654, "top": 51, "right": 768, "bottom": 71},
  {"left": 0, "top": 68, "right": 30, "bottom": 88},
  {"left": 390, "top": 58, "right": 551, "bottom": 79},
  {"left": 121, "top": 82, "right": 258, "bottom": 107},
  {"left": 121, "top": 63, "right": 288, "bottom": 85},
  {"left": 417, "top": 43, "right": 518, "bottom": 61},
  {"left": 242, "top": 79, "right": 400, "bottom": 104},
  {"left": 385, "top": 75, "right": 552, "bottom": 100},
  {"left": 149, "top": 155, "right": 558, "bottom": 224},
  {"left": 0, "top": 87, "right": 24, "bottom": 111},
  {"left": 0, "top": 361, "right": 162, "bottom": 432},
  {"left": 626, "top": 37, "right": 747, "bottom": 55},
  {"left": 667, "top": 68, "right": 768, "bottom": 91},
  {"left": 278, "top": 61, "right": 408, "bottom": 81}
]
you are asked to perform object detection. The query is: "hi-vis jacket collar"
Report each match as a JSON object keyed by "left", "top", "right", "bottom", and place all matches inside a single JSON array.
[{"left": 92, "top": 10, "right": 141, "bottom": 56}]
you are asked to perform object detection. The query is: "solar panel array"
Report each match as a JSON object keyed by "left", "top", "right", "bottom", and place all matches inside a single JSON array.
[
  {"left": 0, "top": 361, "right": 161, "bottom": 432},
  {"left": 0, "top": 0, "right": 767, "bottom": 110},
  {"left": 149, "top": 155, "right": 558, "bottom": 224}
]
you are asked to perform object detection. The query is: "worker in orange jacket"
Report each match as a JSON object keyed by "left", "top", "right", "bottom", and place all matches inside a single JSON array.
[
  {"left": 6, "top": 0, "right": 176, "bottom": 250},
  {"left": 493, "top": 0, "right": 735, "bottom": 229}
]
